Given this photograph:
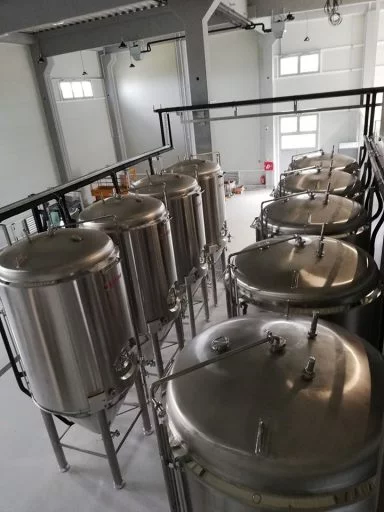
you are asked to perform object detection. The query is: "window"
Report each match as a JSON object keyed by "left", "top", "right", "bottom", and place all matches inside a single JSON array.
[
  {"left": 279, "top": 53, "right": 320, "bottom": 77},
  {"left": 59, "top": 81, "right": 93, "bottom": 100},
  {"left": 280, "top": 114, "right": 318, "bottom": 150}
]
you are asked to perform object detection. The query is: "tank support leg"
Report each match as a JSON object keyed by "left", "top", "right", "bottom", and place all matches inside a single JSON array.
[
  {"left": 97, "top": 409, "right": 125, "bottom": 489},
  {"left": 135, "top": 368, "right": 153, "bottom": 436},
  {"left": 225, "top": 287, "right": 233, "bottom": 318},
  {"left": 221, "top": 247, "right": 226, "bottom": 274},
  {"left": 175, "top": 315, "right": 185, "bottom": 350},
  {"left": 40, "top": 410, "right": 70, "bottom": 473},
  {"left": 210, "top": 254, "right": 218, "bottom": 307},
  {"left": 186, "top": 279, "right": 196, "bottom": 338},
  {"left": 201, "top": 275, "right": 210, "bottom": 322},
  {"left": 151, "top": 332, "right": 165, "bottom": 377}
]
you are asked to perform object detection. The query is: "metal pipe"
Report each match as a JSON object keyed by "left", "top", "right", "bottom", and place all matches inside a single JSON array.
[
  {"left": 134, "top": 367, "right": 153, "bottom": 436},
  {"left": 166, "top": 113, "right": 173, "bottom": 148},
  {"left": 174, "top": 315, "right": 185, "bottom": 350},
  {"left": 97, "top": 409, "right": 125, "bottom": 489},
  {"left": 148, "top": 157, "right": 155, "bottom": 176},
  {"left": 151, "top": 332, "right": 165, "bottom": 377},
  {"left": 155, "top": 87, "right": 384, "bottom": 114},
  {"left": 180, "top": 103, "right": 382, "bottom": 124},
  {"left": 186, "top": 279, "right": 196, "bottom": 338},
  {"left": 209, "top": 254, "right": 218, "bottom": 307},
  {"left": 364, "top": 93, "right": 371, "bottom": 136},
  {"left": 158, "top": 112, "right": 166, "bottom": 146},
  {"left": 201, "top": 275, "right": 210, "bottom": 322},
  {"left": 220, "top": 247, "right": 226, "bottom": 274},
  {"left": 369, "top": 92, "right": 377, "bottom": 137},
  {"left": 111, "top": 173, "right": 121, "bottom": 195},
  {"left": 40, "top": 410, "right": 70, "bottom": 472},
  {"left": 31, "top": 205, "right": 44, "bottom": 232}
]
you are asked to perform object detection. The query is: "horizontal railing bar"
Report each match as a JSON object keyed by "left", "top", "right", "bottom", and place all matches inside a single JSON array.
[
  {"left": 155, "top": 86, "right": 384, "bottom": 113},
  {"left": 0, "top": 145, "right": 172, "bottom": 222}
]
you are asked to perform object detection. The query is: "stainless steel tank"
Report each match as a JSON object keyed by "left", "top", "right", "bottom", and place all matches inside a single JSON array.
[
  {"left": 255, "top": 192, "right": 370, "bottom": 250},
  {"left": 0, "top": 228, "right": 136, "bottom": 432},
  {"left": 133, "top": 174, "right": 206, "bottom": 282},
  {"left": 165, "top": 159, "right": 226, "bottom": 249},
  {"left": 280, "top": 168, "right": 363, "bottom": 200},
  {"left": 78, "top": 194, "right": 179, "bottom": 333},
  {"left": 166, "top": 314, "right": 384, "bottom": 511},
  {"left": 290, "top": 150, "right": 359, "bottom": 174},
  {"left": 228, "top": 236, "right": 383, "bottom": 350}
]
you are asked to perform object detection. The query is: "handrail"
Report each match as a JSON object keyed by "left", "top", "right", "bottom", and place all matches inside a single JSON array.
[
  {"left": 0, "top": 144, "right": 172, "bottom": 222},
  {"left": 155, "top": 86, "right": 384, "bottom": 114}
]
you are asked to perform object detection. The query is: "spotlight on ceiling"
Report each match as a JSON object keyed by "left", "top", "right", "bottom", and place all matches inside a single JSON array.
[
  {"left": 119, "top": 39, "right": 127, "bottom": 49},
  {"left": 129, "top": 63, "right": 135, "bottom": 68},
  {"left": 304, "top": 36, "right": 310, "bottom": 42},
  {"left": 38, "top": 54, "right": 46, "bottom": 64}
]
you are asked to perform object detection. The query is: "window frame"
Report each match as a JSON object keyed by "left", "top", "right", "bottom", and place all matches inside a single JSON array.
[
  {"left": 280, "top": 113, "right": 319, "bottom": 151},
  {"left": 279, "top": 52, "right": 320, "bottom": 77},
  {"left": 59, "top": 80, "right": 94, "bottom": 100}
]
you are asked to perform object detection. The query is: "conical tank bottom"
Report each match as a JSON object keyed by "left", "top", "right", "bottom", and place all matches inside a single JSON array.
[{"left": 64, "top": 396, "right": 126, "bottom": 434}]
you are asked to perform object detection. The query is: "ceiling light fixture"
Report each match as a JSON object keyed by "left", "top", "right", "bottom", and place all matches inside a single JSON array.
[
  {"left": 304, "top": 14, "right": 310, "bottom": 42},
  {"left": 324, "top": 0, "right": 343, "bottom": 26},
  {"left": 129, "top": 54, "right": 135, "bottom": 68},
  {"left": 38, "top": 54, "right": 46, "bottom": 64},
  {"left": 119, "top": 39, "right": 127, "bottom": 49},
  {"left": 80, "top": 50, "right": 88, "bottom": 76}
]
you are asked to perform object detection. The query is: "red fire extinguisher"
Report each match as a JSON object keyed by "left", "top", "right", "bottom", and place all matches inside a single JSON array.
[{"left": 260, "top": 174, "right": 266, "bottom": 186}]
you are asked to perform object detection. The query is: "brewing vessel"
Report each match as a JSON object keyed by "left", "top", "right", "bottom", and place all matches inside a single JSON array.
[
  {"left": 290, "top": 150, "right": 359, "bottom": 174},
  {"left": 165, "top": 159, "right": 226, "bottom": 249},
  {"left": 255, "top": 192, "right": 370, "bottom": 250},
  {"left": 165, "top": 314, "right": 384, "bottom": 511},
  {"left": 78, "top": 194, "right": 179, "bottom": 333},
  {"left": 280, "top": 168, "right": 362, "bottom": 199},
  {"left": 133, "top": 174, "right": 206, "bottom": 281},
  {"left": 0, "top": 228, "right": 136, "bottom": 431},
  {"left": 228, "top": 236, "right": 382, "bottom": 349}
]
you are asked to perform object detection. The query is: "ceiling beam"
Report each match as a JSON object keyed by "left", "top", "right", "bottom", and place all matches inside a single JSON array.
[
  {"left": 0, "top": 0, "right": 162, "bottom": 36},
  {"left": 38, "top": 7, "right": 182, "bottom": 56}
]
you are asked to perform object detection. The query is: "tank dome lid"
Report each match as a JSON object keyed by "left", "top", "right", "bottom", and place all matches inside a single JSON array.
[
  {"left": 233, "top": 236, "right": 381, "bottom": 311},
  {"left": 0, "top": 228, "right": 115, "bottom": 284},
  {"left": 264, "top": 193, "right": 368, "bottom": 236},
  {"left": 167, "top": 314, "right": 384, "bottom": 495},
  {"left": 291, "top": 152, "right": 358, "bottom": 174},
  {"left": 78, "top": 193, "right": 166, "bottom": 231},
  {"left": 133, "top": 173, "right": 198, "bottom": 198},
  {"left": 165, "top": 159, "right": 221, "bottom": 177},
  {"left": 283, "top": 168, "right": 360, "bottom": 196}
]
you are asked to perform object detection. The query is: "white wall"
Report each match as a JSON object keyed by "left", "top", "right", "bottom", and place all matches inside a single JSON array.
[
  {"left": 208, "top": 30, "right": 261, "bottom": 179},
  {"left": 113, "top": 42, "right": 185, "bottom": 170},
  {"left": 50, "top": 50, "right": 117, "bottom": 180},
  {"left": 0, "top": 43, "right": 58, "bottom": 206},
  {"left": 274, "top": 13, "right": 365, "bottom": 173}
]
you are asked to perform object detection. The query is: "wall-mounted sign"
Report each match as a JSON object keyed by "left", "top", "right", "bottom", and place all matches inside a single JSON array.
[{"left": 264, "top": 161, "right": 274, "bottom": 171}]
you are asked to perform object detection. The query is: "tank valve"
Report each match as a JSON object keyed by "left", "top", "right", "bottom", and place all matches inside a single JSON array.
[
  {"left": 210, "top": 336, "right": 230, "bottom": 354},
  {"left": 302, "top": 356, "right": 316, "bottom": 381},
  {"left": 267, "top": 331, "right": 286, "bottom": 353},
  {"left": 307, "top": 312, "right": 319, "bottom": 340},
  {"left": 295, "top": 235, "right": 305, "bottom": 248}
]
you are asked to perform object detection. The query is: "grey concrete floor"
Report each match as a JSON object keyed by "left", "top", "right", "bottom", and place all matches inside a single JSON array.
[{"left": 0, "top": 189, "right": 270, "bottom": 512}]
